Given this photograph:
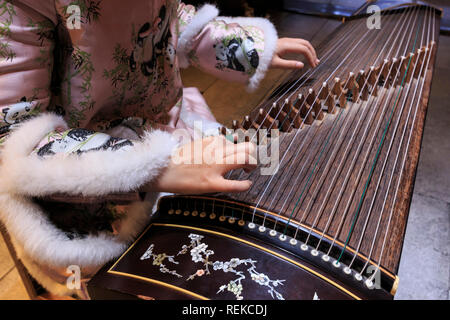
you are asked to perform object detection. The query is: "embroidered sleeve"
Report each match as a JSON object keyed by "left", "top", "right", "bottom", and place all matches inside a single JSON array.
[
  {"left": 0, "top": 0, "right": 56, "bottom": 145},
  {"left": 33, "top": 128, "right": 134, "bottom": 158},
  {"left": 0, "top": 2, "right": 180, "bottom": 199},
  {"left": 177, "top": 4, "right": 278, "bottom": 91}
]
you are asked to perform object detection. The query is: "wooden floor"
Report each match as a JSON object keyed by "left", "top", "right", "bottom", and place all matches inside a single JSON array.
[{"left": 0, "top": 232, "right": 28, "bottom": 300}]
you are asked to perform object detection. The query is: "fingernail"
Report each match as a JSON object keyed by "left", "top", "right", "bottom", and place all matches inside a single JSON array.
[
  {"left": 316, "top": 59, "right": 320, "bottom": 64},
  {"left": 296, "top": 62, "right": 304, "bottom": 68}
]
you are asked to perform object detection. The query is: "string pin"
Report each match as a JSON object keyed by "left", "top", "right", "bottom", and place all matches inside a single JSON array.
[
  {"left": 248, "top": 222, "right": 256, "bottom": 229},
  {"left": 365, "top": 279, "right": 375, "bottom": 289},
  {"left": 322, "top": 255, "right": 330, "bottom": 262},
  {"left": 168, "top": 209, "right": 175, "bottom": 215},
  {"left": 183, "top": 211, "right": 190, "bottom": 216},
  {"left": 238, "top": 220, "right": 245, "bottom": 227},
  {"left": 209, "top": 213, "right": 216, "bottom": 220},
  {"left": 200, "top": 212, "right": 207, "bottom": 218},
  {"left": 332, "top": 261, "right": 341, "bottom": 268},
  {"left": 219, "top": 215, "right": 226, "bottom": 222},
  {"left": 354, "top": 273, "right": 363, "bottom": 281},
  {"left": 175, "top": 209, "right": 182, "bottom": 215},
  {"left": 259, "top": 226, "right": 266, "bottom": 233},
  {"left": 311, "top": 249, "right": 319, "bottom": 256},
  {"left": 269, "top": 230, "right": 277, "bottom": 237},
  {"left": 279, "top": 234, "right": 287, "bottom": 241},
  {"left": 343, "top": 267, "right": 352, "bottom": 275},
  {"left": 290, "top": 239, "right": 298, "bottom": 246},
  {"left": 228, "top": 217, "right": 236, "bottom": 224},
  {"left": 192, "top": 211, "right": 198, "bottom": 217},
  {"left": 301, "top": 244, "right": 308, "bottom": 251}
]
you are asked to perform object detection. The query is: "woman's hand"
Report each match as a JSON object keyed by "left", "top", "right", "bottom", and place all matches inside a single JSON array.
[
  {"left": 271, "top": 37, "right": 320, "bottom": 70},
  {"left": 148, "top": 136, "right": 258, "bottom": 194}
]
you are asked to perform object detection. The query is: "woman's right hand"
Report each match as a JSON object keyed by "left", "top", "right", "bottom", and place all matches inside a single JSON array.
[{"left": 147, "top": 136, "right": 258, "bottom": 194}]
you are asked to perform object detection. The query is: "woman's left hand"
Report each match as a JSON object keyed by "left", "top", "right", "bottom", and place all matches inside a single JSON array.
[{"left": 270, "top": 37, "right": 320, "bottom": 70}]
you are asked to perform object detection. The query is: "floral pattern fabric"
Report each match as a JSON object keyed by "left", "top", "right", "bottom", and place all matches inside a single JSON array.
[
  {"left": 0, "top": 0, "right": 276, "bottom": 296},
  {"left": 1, "top": 0, "right": 269, "bottom": 152}
]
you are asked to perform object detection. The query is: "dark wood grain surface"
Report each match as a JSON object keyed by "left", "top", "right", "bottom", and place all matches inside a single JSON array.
[{"left": 212, "top": 6, "right": 440, "bottom": 274}]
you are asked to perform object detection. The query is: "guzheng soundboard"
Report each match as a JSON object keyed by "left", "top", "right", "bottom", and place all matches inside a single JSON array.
[{"left": 88, "top": 3, "right": 441, "bottom": 300}]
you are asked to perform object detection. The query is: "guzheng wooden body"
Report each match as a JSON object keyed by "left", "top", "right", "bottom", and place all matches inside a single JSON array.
[{"left": 88, "top": 4, "right": 441, "bottom": 300}]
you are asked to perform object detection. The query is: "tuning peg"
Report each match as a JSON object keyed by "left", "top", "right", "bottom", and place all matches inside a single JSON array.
[
  {"left": 232, "top": 119, "right": 243, "bottom": 131},
  {"left": 413, "top": 49, "right": 424, "bottom": 78},
  {"left": 389, "top": 57, "right": 401, "bottom": 84},
  {"left": 273, "top": 101, "right": 293, "bottom": 132},
  {"left": 312, "top": 102, "right": 324, "bottom": 121},
  {"left": 294, "top": 93, "right": 306, "bottom": 110},
  {"left": 344, "top": 72, "right": 357, "bottom": 90},
  {"left": 318, "top": 82, "right": 330, "bottom": 100},
  {"left": 255, "top": 108, "right": 277, "bottom": 129},
  {"left": 337, "top": 93, "right": 347, "bottom": 109},
  {"left": 285, "top": 99, "right": 303, "bottom": 129},
  {"left": 220, "top": 126, "right": 228, "bottom": 136},
  {"left": 300, "top": 104, "right": 314, "bottom": 125},
  {"left": 332, "top": 77, "right": 346, "bottom": 96},
  {"left": 324, "top": 95, "right": 336, "bottom": 114},
  {"left": 367, "top": 66, "right": 378, "bottom": 96},
  {"left": 306, "top": 88, "right": 317, "bottom": 105},
  {"left": 357, "top": 69, "right": 366, "bottom": 88},
  {"left": 429, "top": 41, "right": 436, "bottom": 69},
  {"left": 379, "top": 59, "right": 391, "bottom": 83},
  {"left": 357, "top": 70, "right": 369, "bottom": 101},
  {"left": 396, "top": 55, "right": 408, "bottom": 85},
  {"left": 242, "top": 115, "right": 252, "bottom": 130}
]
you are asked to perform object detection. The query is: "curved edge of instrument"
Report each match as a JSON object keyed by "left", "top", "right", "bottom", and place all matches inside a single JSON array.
[
  {"left": 391, "top": 275, "right": 400, "bottom": 296},
  {"left": 149, "top": 195, "right": 397, "bottom": 300}
]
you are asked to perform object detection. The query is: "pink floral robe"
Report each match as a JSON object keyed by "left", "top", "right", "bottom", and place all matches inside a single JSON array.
[{"left": 0, "top": 0, "right": 277, "bottom": 297}]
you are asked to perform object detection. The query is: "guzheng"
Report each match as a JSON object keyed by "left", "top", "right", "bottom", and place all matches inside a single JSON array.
[{"left": 88, "top": 3, "right": 441, "bottom": 300}]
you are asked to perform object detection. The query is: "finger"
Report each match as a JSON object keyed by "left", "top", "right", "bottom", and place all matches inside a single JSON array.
[
  {"left": 298, "top": 39, "right": 319, "bottom": 64},
  {"left": 279, "top": 42, "right": 316, "bottom": 68},
  {"left": 292, "top": 44, "right": 317, "bottom": 68},
  {"left": 271, "top": 56, "right": 304, "bottom": 70},
  {"left": 224, "top": 141, "right": 257, "bottom": 157},
  {"left": 204, "top": 135, "right": 236, "bottom": 162},
  {"left": 214, "top": 177, "right": 253, "bottom": 193},
  {"left": 221, "top": 154, "right": 258, "bottom": 173}
]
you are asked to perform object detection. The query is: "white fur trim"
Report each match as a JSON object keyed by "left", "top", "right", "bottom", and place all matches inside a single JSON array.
[
  {"left": 0, "top": 193, "right": 128, "bottom": 268},
  {"left": 218, "top": 17, "right": 278, "bottom": 92},
  {"left": 178, "top": 4, "right": 219, "bottom": 68},
  {"left": 0, "top": 113, "right": 179, "bottom": 197},
  {"left": 0, "top": 193, "right": 152, "bottom": 295}
]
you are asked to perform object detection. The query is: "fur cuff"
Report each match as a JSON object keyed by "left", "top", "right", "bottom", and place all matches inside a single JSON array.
[
  {"left": 0, "top": 113, "right": 179, "bottom": 197},
  {"left": 0, "top": 193, "right": 128, "bottom": 268},
  {"left": 178, "top": 4, "right": 219, "bottom": 68},
  {"left": 218, "top": 17, "right": 278, "bottom": 92}
]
